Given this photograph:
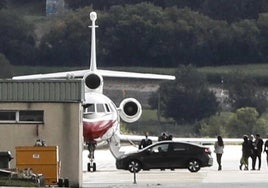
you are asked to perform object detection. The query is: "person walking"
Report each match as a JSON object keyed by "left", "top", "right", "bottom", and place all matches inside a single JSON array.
[
  {"left": 240, "top": 135, "right": 251, "bottom": 170},
  {"left": 214, "top": 135, "right": 224, "bottom": 170},
  {"left": 254, "top": 134, "right": 263, "bottom": 170}
]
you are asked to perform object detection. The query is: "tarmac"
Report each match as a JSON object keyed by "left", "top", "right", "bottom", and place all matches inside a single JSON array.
[{"left": 82, "top": 145, "right": 268, "bottom": 188}]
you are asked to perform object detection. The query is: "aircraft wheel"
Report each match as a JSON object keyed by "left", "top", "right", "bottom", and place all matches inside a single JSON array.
[
  {"left": 128, "top": 160, "right": 141, "bottom": 173},
  {"left": 87, "top": 163, "right": 91, "bottom": 172},
  {"left": 93, "top": 162, "right": 96, "bottom": 171},
  {"left": 188, "top": 159, "right": 200, "bottom": 172},
  {"left": 87, "top": 162, "right": 97, "bottom": 172}
]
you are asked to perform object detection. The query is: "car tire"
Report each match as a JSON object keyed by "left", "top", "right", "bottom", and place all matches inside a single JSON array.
[
  {"left": 128, "top": 160, "right": 141, "bottom": 173},
  {"left": 188, "top": 159, "right": 200, "bottom": 172}
]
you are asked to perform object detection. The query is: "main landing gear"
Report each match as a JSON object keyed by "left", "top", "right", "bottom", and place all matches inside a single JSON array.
[{"left": 86, "top": 141, "right": 97, "bottom": 172}]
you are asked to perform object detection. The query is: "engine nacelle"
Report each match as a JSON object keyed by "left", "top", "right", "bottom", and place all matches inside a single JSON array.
[
  {"left": 119, "top": 98, "right": 142, "bottom": 123},
  {"left": 83, "top": 72, "right": 103, "bottom": 93}
]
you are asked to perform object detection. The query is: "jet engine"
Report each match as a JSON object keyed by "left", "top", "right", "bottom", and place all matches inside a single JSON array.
[
  {"left": 83, "top": 72, "right": 103, "bottom": 93},
  {"left": 119, "top": 98, "right": 142, "bottom": 123}
]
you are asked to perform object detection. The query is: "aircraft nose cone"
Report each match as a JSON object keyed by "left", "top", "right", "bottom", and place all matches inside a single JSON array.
[{"left": 83, "top": 120, "right": 114, "bottom": 141}]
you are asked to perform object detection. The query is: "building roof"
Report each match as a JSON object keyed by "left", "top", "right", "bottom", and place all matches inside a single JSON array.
[{"left": 0, "top": 79, "right": 84, "bottom": 102}]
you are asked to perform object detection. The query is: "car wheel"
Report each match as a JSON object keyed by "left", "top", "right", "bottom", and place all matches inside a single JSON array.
[
  {"left": 128, "top": 160, "right": 141, "bottom": 173},
  {"left": 188, "top": 159, "right": 200, "bottom": 172}
]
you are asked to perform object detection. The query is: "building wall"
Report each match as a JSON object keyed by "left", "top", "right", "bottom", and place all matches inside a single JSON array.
[{"left": 0, "top": 102, "right": 83, "bottom": 187}]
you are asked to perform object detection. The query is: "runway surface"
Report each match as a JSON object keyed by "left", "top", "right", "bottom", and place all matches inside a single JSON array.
[{"left": 82, "top": 145, "right": 268, "bottom": 188}]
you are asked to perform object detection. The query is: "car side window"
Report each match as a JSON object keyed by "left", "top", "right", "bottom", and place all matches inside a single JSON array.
[
  {"left": 172, "top": 143, "right": 188, "bottom": 152},
  {"left": 151, "top": 144, "right": 169, "bottom": 153}
]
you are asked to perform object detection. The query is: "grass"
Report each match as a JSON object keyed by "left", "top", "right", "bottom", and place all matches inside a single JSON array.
[
  {"left": 199, "top": 63, "right": 268, "bottom": 78},
  {"left": 199, "top": 63, "right": 268, "bottom": 85},
  {"left": 0, "top": 177, "right": 39, "bottom": 187}
]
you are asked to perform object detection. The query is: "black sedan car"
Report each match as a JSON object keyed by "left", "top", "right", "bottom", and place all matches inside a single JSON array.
[{"left": 116, "top": 141, "right": 213, "bottom": 173}]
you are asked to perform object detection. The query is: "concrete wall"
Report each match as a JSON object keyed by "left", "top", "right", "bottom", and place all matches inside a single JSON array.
[{"left": 0, "top": 102, "right": 83, "bottom": 187}]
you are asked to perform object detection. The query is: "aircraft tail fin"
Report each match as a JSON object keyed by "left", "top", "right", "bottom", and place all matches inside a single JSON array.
[{"left": 89, "top": 12, "right": 98, "bottom": 72}]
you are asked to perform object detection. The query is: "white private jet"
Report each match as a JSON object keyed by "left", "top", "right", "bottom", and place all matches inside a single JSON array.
[{"left": 13, "top": 12, "right": 175, "bottom": 171}]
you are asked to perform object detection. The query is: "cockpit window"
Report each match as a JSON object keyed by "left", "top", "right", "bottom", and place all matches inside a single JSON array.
[
  {"left": 105, "top": 104, "right": 110, "bottom": 112},
  {"left": 96, "top": 103, "right": 105, "bottom": 113},
  {"left": 83, "top": 103, "right": 113, "bottom": 114},
  {"left": 84, "top": 104, "right": 95, "bottom": 113}
]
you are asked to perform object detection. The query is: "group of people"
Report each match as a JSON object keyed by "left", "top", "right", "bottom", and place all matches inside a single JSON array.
[
  {"left": 239, "top": 134, "right": 268, "bottom": 171},
  {"left": 138, "top": 132, "right": 173, "bottom": 149},
  {"left": 158, "top": 132, "right": 173, "bottom": 141},
  {"left": 139, "top": 132, "right": 268, "bottom": 171},
  {"left": 214, "top": 134, "right": 268, "bottom": 171}
]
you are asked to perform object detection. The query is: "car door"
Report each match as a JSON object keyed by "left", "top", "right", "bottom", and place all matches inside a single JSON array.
[
  {"left": 142, "top": 143, "right": 170, "bottom": 169},
  {"left": 168, "top": 143, "right": 190, "bottom": 167}
]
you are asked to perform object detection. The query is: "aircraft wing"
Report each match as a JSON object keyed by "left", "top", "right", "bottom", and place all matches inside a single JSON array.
[{"left": 12, "top": 69, "right": 175, "bottom": 80}]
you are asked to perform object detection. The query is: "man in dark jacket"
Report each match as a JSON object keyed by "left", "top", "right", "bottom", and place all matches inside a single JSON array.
[
  {"left": 253, "top": 134, "right": 264, "bottom": 170},
  {"left": 139, "top": 132, "right": 152, "bottom": 149}
]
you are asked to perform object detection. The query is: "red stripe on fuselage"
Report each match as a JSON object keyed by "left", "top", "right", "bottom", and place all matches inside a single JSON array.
[{"left": 83, "top": 120, "right": 115, "bottom": 141}]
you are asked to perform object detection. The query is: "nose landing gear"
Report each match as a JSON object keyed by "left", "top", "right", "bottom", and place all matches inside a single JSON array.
[{"left": 86, "top": 141, "right": 97, "bottom": 172}]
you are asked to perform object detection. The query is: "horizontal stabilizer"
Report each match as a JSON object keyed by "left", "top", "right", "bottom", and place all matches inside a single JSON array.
[{"left": 12, "top": 69, "right": 175, "bottom": 80}]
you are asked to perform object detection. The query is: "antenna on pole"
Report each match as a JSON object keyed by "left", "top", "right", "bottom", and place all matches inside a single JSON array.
[{"left": 89, "top": 12, "right": 98, "bottom": 71}]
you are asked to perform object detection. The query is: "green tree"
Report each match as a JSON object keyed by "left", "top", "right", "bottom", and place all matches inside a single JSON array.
[
  {"left": 36, "top": 2, "right": 268, "bottom": 67},
  {"left": 257, "top": 13, "right": 268, "bottom": 62},
  {"left": 229, "top": 20, "right": 260, "bottom": 63},
  {"left": 202, "top": 0, "right": 265, "bottom": 23},
  {"left": 199, "top": 112, "right": 231, "bottom": 137},
  {"left": 0, "top": 0, "right": 7, "bottom": 9},
  {"left": 38, "top": 7, "right": 93, "bottom": 66},
  {"left": 0, "top": 53, "right": 13, "bottom": 78},
  {"left": 0, "top": 10, "right": 36, "bottom": 65},
  {"left": 156, "top": 65, "right": 219, "bottom": 124},
  {"left": 227, "top": 107, "right": 268, "bottom": 137},
  {"left": 225, "top": 71, "right": 268, "bottom": 114}
]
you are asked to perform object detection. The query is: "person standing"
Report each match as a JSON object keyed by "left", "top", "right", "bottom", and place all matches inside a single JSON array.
[
  {"left": 139, "top": 132, "right": 152, "bottom": 149},
  {"left": 254, "top": 134, "right": 263, "bottom": 170},
  {"left": 264, "top": 138, "right": 268, "bottom": 167},
  {"left": 158, "top": 132, "right": 168, "bottom": 141},
  {"left": 249, "top": 135, "right": 256, "bottom": 170},
  {"left": 214, "top": 135, "right": 224, "bottom": 170},
  {"left": 240, "top": 135, "right": 251, "bottom": 170}
]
